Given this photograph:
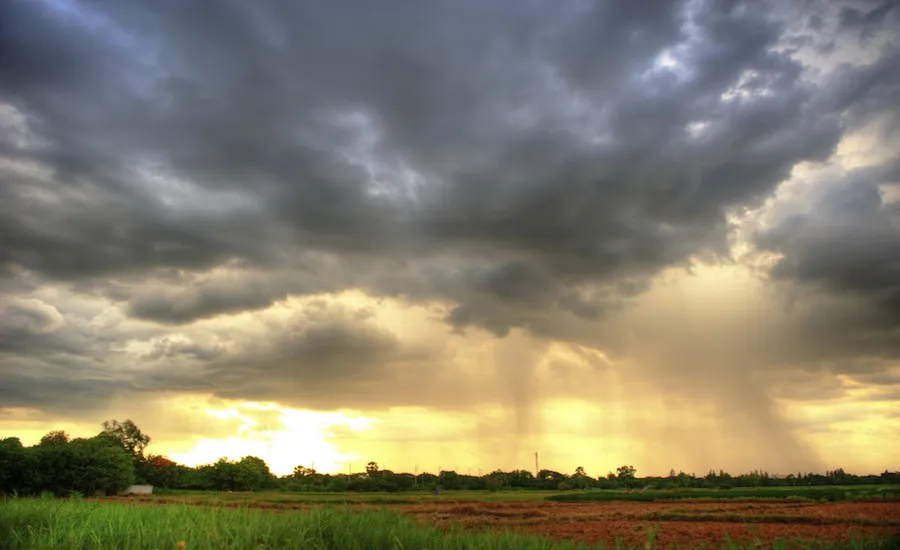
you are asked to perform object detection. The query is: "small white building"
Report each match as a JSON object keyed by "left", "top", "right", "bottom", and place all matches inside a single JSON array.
[{"left": 123, "top": 484, "right": 154, "bottom": 495}]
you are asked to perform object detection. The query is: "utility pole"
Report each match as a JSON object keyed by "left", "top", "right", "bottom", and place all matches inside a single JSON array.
[{"left": 535, "top": 452, "right": 539, "bottom": 477}]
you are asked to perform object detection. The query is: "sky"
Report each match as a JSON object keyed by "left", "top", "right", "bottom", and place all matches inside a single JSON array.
[{"left": 1, "top": 0, "right": 898, "bottom": 478}]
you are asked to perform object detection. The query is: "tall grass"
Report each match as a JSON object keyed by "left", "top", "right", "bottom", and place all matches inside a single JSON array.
[
  {"left": 0, "top": 496, "right": 593, "bottom": 550},
  {"left": 1, "top": 497, "right": 896, "bottom": 550}
]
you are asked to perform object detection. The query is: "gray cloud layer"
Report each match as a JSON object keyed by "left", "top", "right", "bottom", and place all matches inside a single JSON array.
[{"left": 1, "top": 0, "right": 899, "bottom": 451}]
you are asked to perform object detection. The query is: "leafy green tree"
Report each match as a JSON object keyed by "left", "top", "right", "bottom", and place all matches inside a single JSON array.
[
  {"left": 293, "top": 465, "right": 316, "bottom": 479},
  {"left": 68, "top": 437, "right": 135, "bottom": 495},
  {"left": 205, "top": 456, "right": 272, "bottom": 491},
  {"left": 506, "top": 469, "right": 535, "bottom": 488},
  {"left": 882, "top": 471, "right": 900, "bottom": 484},
  {"left": 208, "top": 458, "right": 240, "bottom": 490},
  {"left": 236, "top": 455, "right": 272, "bottom": 490},
  {"left": 674, "top": 471, "right": 694, "bottom": 488},
  {"left": 30, "top": 441, "right": 71, "bottom": 495},
  {"left": 537, "top": 469, "right": 567, "bottom": 489},
  {"left": 29, "top": 437, "right": 133, "bottom": 496},
  {"left": 38, "top": 430, "right": 70, "bottom": 447},
  {"left": 485, "top": 476, "right": 503, "bottom": 492},
  {"left": 0, "top": 437, "right": 31, "bottom": 494},
  {"left": 139, "top": 454, "right": 181, "bottom": 488},
  {"left": 572, "top": 466, "right": 590, "bottom": 489},
  {"left": 98, "top": 419, "right": 151, "bottom": 483},
  {"left": 440, "top": 470, "right": 462, "bottom": 489},
  {"left": 390, "top": 472, "right": 416, "bottom": 491},
  {"left": 616, "top": 465, "right": 636, "bottom": 479},
  {"left": 99, "top": 419, "right": 150, "bottom": 457}
]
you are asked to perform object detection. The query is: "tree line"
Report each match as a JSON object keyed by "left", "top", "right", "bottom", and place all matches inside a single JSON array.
[{"left": 1, "top": 420, "right": 898, "bottom": 496}]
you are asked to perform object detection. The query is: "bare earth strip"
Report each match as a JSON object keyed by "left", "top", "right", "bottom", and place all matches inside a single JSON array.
[{"left": 394, "top": 501, "right": 900, "bottom": 547}]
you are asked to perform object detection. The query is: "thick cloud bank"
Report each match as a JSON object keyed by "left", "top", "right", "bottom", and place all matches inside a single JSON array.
[{"left": 1, "top": 0, "right": 898, "bottom": 471}]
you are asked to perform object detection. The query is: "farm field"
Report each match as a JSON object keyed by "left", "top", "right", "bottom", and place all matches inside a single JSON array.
[
  {"left": 86, "top": 487, "right": 900, "bottom": 548},
  {"left": 108, "top": 484, "right": 900, "bottom": 507},
  {"left": 5, "top": 487, "right": 899, "bottom": 549},
  {"left": 397, "top": 499, "right": 900, "bottom": 548},
  {"left": 3, "top": 496, "right": 899, "bottom": 550}
]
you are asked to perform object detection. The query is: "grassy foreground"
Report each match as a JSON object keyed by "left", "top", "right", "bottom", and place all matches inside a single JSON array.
[
  {"left": 546, "top": 485, "right": 900, "bottom": 503},
  {"left": 2, "top": 497, "right": 898, "bottom": 550},
  {"left": 3, "top": 497, "right": 584, "bottom": 550}
]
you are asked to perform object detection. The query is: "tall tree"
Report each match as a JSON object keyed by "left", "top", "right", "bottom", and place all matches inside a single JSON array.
[
  {"left": 236, "top": 456, "right": 272, "bottom": 490},
  {"left": 99, "top": 419, "right": 150, "bottom": 457},
  {"left": 140, "top": 454, "right": 181, "bottom": 489},
  {"left": 0, "top": 437, "right": 30, "bottom": 494},
  {"left": 68, "top": 437, "right": 135, "bottom": 495},
  {"left": 38, "top": 430, "right": 69, "bottom": 447}
]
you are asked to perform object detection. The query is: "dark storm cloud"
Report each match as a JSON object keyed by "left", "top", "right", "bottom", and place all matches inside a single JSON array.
[
  {"left": 135, "top": 303, "right": 464, "bottom": 412},
  {"left": 0, "top": 297, "right": 92, "bottom": 357},
  {"left": 2, "top": 0, "right": 840, "bottom": 305},
  {"left": 143, "top": 337, "right": 225, "bottom": 362},
  {"left": 207, "top": 320, "right": 410, "bottom": 406},
  {"left": 754, "top": 163, "right": 900, "bottom": 329},
  {"left": 0, "top": 349, "right": 139, "bottom": 414},
  {"left": 0, "top": 294, "right": 164, "bottom": 413},
  {"left": 824, "top": 48, "right": 900, "bottom": 136},
  {"left": 849, "top": 370, "right": 900, "bottom": 385},
  {"left": 0, "top": 0, "right": 898, "bottom": 418},
  {"left": 125, "top": 271, "right": 312, "bottom": 325},
  {"left": 838, "top": 0, "right": 900, "bottom": 39}
]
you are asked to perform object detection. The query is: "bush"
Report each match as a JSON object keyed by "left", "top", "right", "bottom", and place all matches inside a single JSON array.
[{"left": 485, "top": 477, "right": 503, "bottom": 492}]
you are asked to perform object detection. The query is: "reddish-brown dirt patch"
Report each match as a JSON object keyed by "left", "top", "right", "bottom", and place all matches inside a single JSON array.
[
  {"left": 525, "top": 520, "right": 895, "bottom": 549},
  {"left": 394, "top": 500, "right": 900, "bottom": 547}
]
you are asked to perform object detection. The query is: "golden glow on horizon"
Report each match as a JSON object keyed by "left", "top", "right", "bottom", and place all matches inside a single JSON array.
[
  {"left": 2, "top": 390, "right": 897, "bottom": 477},
  {"left": 166, "top": 403, "right": 376, "bottom": 475},
  {"left": 1, "top": 266, "right": 897, "bottom": 478}
]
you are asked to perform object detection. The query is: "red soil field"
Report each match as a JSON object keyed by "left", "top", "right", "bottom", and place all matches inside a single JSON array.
[{"left": 396, "top": 500, "right": 900, "bottom": 547}]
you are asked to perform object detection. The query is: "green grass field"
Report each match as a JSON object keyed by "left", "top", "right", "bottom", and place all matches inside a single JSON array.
[
  {"left": 148, "top": 489, "right": 565, "bottom": 506},
  {"left": 546, "top": 485, "right": 900, "bottom": 503},
  {"left": 146, "top": 485, "right": 900, "bottom": 506},
  {"left": 2, "top": 497, "right": 897, "bottom": 550},
  {"left": 0, "top": 497, "right": 590, "bottom": 550}
]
